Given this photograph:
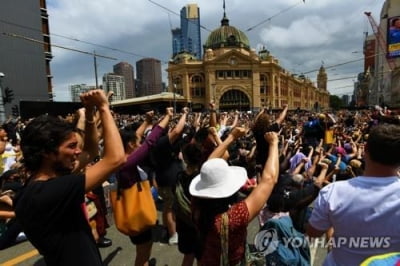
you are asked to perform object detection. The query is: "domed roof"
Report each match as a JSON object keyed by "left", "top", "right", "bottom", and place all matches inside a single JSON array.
[
  {"left": 204, "top": 14, "right": 250, "bottom": 50},
  {"left": 172, "top": 51, "right": 196, "bottom": 63}
]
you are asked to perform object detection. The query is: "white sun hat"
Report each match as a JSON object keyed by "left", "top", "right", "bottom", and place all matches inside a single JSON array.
[{"left": 189, "top": 158, "right": 248, "bottom": 199}]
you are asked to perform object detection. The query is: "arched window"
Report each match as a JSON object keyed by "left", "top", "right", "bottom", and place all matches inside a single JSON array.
[
  {"left": 219, "top": 89, "right": 250, "bottom": 111},
  {"left": 173, "top": 77, "right": 183, "bottom": 96},
  {"left": 280, "top": 78, "right": 288, "bottom": 96},
  {"left": 260, "top": 74, "right": 269, "bottom": 95},
  {"left": 190, "top": 74, "right": 205, "bottom": 97}
]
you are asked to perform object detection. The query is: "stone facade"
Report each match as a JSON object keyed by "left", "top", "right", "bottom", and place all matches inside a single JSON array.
[{"left": 167, "top": 16, "right": 329, "bottom": 111}]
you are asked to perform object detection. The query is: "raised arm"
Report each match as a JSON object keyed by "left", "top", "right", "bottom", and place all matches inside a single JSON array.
[
  {"left": 208, "top": 127, "right": 246, "bottom": 160},
  {"left": 193, "top": 112, "right": 201, "bottom": 132},
  {"left": 314, "top": 162, "right": 329, "bottom": 188},
  {"left": 245, "top": 132, "right": 279, "bottom": 221},
  {"left": 230, "top": 110, "right": 240, "bottom": 128},
  {"left": 168, "top": 107, "right": 189, "bottom": 144},
  {"left": 158, "top": 107, "right": 174, "bottom": 129},
  {"left": 208, "top": 126, "right": 223, "bottom": 146},
  {"left": 119, "top": 109, "right": 173, "bottom": 184},
  {"left": 292, "top": 158, "right": 307, "bottom": 175},
  {"left": 306, "top": 149, "right": 322, "bottom": 179},
  {"left": 275, "top": 104, "right": 288, "bottom": 125},
  {"left": 326, "top": 113, "right": 336, "bottom": 124},
  {"left": 247, "top": 141, "right": 257, "bottom": 160},
  {"left": 209, "top": 101, "right": 217, "bottom": 128},
  {"left": 135, "top": 111, "right": 154, "bottom": 143},
  {"left": 73, "top": 107, "right": 99, "bottom": 173},
  {"left": 219, "top": 112, "right": 228, "bottom": 127},
  {"left": 254, "top": 107, "right": 265, "bottom": 123},
  {"left": 81, "top": 90, "right": 125, "bottom": 192},
  {"left": 0, "top": 194, "right": 15, "bottom": 219},
  {"left": 0, "top": 139, "right": 6, "bottom": 155}
]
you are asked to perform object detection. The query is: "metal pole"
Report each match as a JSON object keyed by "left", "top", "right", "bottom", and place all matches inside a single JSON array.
[
  {"left": 173, "top": 83, "right": 177, "bottom": 114},
  {"left": 0, "top": 73, "right": 6, "bottom": 123},
  {"left": 94, "top": 51, "right": 99, "bottom": 88},
  {"left": 212, "top": 83, "right": 216, "bottom": 103}
]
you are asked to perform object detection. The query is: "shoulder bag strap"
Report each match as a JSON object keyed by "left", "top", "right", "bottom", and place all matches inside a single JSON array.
[
  {"left": 115, "top": 169, "right": 143, "bottom": 200},
  {"left": 220, "top": 212, "right": 229, "bottom": 266},
  {"left": 135, "top": 173, "right": 142, "bottom": 192},
  {"left": 115, "top": 171, "right": 122, "bottom": 200}
]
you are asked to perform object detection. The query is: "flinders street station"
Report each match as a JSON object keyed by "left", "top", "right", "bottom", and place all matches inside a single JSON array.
[{"left": 113, "top": 11, "right": 330, "bottom": 113}]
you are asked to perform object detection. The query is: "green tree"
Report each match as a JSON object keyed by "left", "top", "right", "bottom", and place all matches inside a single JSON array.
[{"left": 330, "top": 95, "right": 344, "bottom": 110}]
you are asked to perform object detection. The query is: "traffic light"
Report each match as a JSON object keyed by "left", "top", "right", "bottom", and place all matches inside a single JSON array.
[
  {"left": 11, "top": 104, "right": 19, "bottom": 117},
  {"left": 3, "top": 87, "right": 14, "bottom": 103}
]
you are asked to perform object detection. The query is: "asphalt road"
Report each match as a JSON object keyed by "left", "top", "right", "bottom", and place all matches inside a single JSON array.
[{"left": 0, "top": 210, "right": 327, "bottom": 265}]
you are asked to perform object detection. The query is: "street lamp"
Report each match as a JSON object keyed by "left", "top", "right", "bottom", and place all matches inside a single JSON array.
[
  {"left": 0, "top": 72, "right": 6, "bottom": 123},
  {"left": 173, "top": 82, "right": 177, "bottom": 114},
  {"left": 211, "top": 83, "right": 216, "bottom": 103}
]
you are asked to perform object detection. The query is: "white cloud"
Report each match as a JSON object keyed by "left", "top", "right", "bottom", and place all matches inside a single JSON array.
[
  {"left": 45, "top": 0, "right": 384, "bottom": 101},
  {"left": 259, "top": 16, "right": 345, "bottom": 48},
  {"left": 49, "top": 0, "right": 157, "bottom": 60}
]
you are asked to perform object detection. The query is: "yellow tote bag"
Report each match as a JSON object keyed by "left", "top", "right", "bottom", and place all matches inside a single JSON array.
[
  {"left": 110, "top": 175, "right": 157, "bottom": 236},
  {"left": 324, "top": 128, "right": 334, "bottom": 144}
]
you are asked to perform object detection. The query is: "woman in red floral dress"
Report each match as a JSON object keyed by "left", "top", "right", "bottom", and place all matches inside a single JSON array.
[{"left": 190, "top": 127, "right": 279, "bottom": 265}]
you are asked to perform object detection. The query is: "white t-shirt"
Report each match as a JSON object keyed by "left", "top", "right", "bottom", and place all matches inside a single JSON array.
[{"left": 309, "top": 176, "right": 400, "bottom": 266}]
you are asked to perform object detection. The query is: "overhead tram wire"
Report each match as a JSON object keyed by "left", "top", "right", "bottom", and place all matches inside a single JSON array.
[
  {"left": 302, "top": 58, "right": 364, "bottom": 75},
  {"left": 301, "top": 53, "right": 384, "bottom": 75},
  {"left": 301, "top": 52, "right": 388, "bottom": 75},
  {"left": 331, "top": 92, "right": 354, "bottom": 97},
  {"left": 245, "top": 1, "right": 304, "bottom": 32},
  {"left": 330, "top": 85, "right": 355, "bottom": 90},
  {"left": 328, "top": 75, "right": 358, "bottom": 82},
  {"left": 2, "top": 32, "right": 117, "bottom": 60},
  {"left": 0, "top": 18, "right": 168, "bottom": 63},
  {"left": 147, "top": 0, "right": 212, "bottom": 32},
  {"left": 168, "top": 13, "right": 173, "bottom": 31}
]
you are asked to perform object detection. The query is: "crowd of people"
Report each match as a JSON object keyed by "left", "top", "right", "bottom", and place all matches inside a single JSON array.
[{"left": 0, "top": 89, "right": 400, "bottom": 266}]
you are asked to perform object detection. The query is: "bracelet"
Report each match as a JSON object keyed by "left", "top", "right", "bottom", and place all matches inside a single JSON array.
[
  {"left": 86, "top": 119, "right": 95, "bottom": 124},
  {"left": 210, "top": 110, "right": 216, "bottom": 113}
]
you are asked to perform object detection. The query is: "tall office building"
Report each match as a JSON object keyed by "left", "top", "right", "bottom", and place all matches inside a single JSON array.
[
  {"left": 354, "top": 34, "right": 376, "bottom": 107},
  {"left": 102, "top": 73, "right": 125, "bottom": 101},
  {"left": 136, "top": 58, "right": 162, "bottom": 96},
  {"left": 113, "top": 62, "right": 135, "bottom": 98},
  {"left": 342, "top": 94, "right": 350, "bottom": 106},
  {"left": 0, "top": 0, "right": 53, "bottom": 118},
  {"left": 171, "top": 4, "right": 202, "bottom": 59},
  {"left": 172, "top": 28, "right": 183, "bottom": 57},
  {"left": 70, "top": 84, "right": 96, "bottom": 102},
  {"left": 368, "top": 0, "right": 400, "bottom": 107}
]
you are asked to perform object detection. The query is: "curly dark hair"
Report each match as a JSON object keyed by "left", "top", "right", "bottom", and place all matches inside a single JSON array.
[
  {"left": 20, "top": 115, "right": 76, "bottom": 173},
  {"left": 252, "top": 113, "right": 272, "bottom": 166},
  {"left": 252, "top": 113, "right": 271, "bottom": 134}
]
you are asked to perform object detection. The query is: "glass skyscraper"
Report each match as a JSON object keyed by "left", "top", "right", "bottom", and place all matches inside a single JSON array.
[
  {"left": 172, "top": 4, "right": 201, "bottom": 59},
  {"left": 172, "top": 28, "right": 183, "bottom": 57}
]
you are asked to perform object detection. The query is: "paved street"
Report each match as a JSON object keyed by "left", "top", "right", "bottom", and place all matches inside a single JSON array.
[{"left": 0, "top": 210, "right": 327, "bottom": 266}]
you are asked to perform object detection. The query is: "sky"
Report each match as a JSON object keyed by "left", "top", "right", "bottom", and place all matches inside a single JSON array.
[{"left": 46, "top": 0, "right": 384, "bottom": 101}]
